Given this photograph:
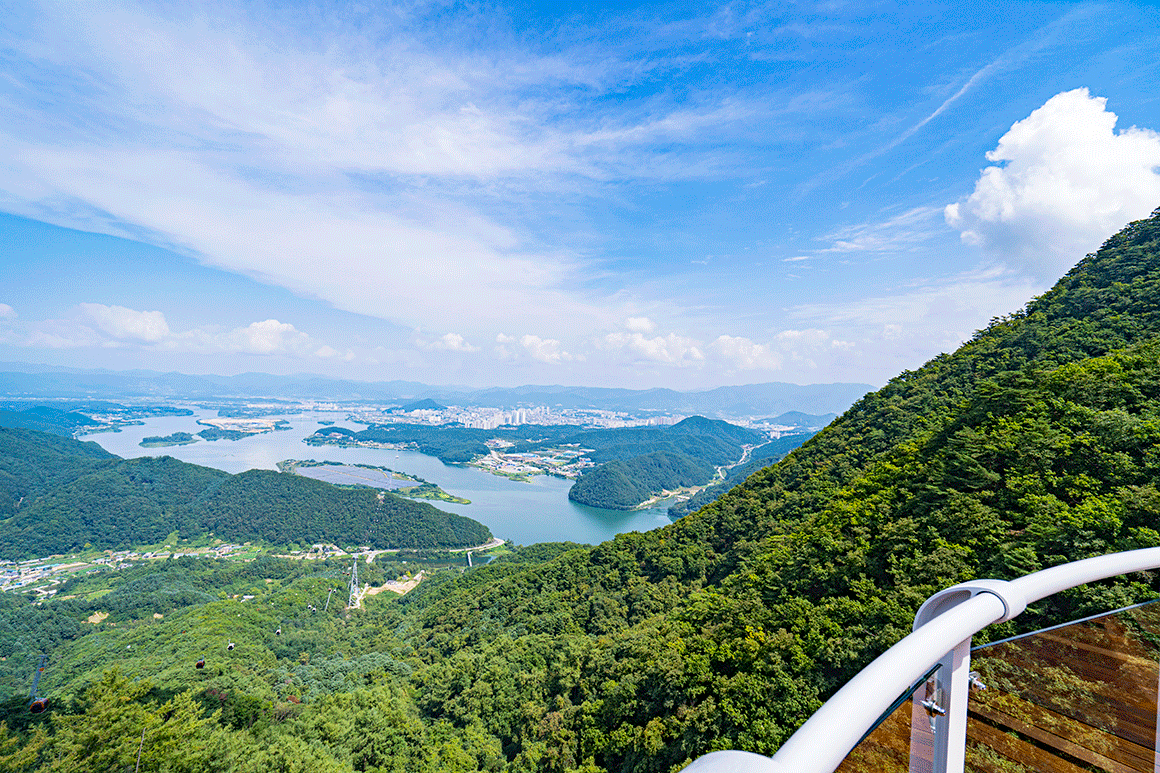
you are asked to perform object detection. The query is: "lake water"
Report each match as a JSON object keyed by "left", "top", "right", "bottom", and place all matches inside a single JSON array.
[{"left": 86, "top": 411, "right": 673, "bottom": 546}]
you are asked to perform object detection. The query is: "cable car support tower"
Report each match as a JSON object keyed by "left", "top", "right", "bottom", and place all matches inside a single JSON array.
[{"left": 347, "top": 557, "right": 362, "bottom": 609}]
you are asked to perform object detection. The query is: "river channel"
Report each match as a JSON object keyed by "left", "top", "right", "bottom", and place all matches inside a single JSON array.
[{"left": 86, "top": 411, "right": 673, "bottom": 546}]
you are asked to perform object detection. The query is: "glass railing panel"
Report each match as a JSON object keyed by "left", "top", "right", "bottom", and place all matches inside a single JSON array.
[
  {"left": 836, "top": 668, "right": 938, "bottom": 773},
  {"left": 966, "top": 601, "right": 1160, "bottom": 773}
]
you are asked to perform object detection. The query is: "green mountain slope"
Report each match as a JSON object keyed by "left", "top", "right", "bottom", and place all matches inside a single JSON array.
[
  {"left": 197, "top": 469, "right": 490, "bottom": 549},
  {"left": 568, "top": 450, "right": 717, "bottom": 508},
  {"left": 667, "top": 432, "right": 816, "bottom": 519},
  {"left": 0, "top": 429, "right": 491, "bottom": 557},
  {"left": 567, "top": 417, "right": 765, "bottom": 509},
  {"left": 0, "top": 406, "right": 100, "bottom": 437},
  {"left": 0, "top": 427, "right": 115, "bottom": 518},
  {"left": 393, "top": 209, "right": 1160, "bottom": 769}
]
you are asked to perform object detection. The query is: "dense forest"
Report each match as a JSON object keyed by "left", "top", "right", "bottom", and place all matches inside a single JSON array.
[
  {"left": 567, "top": 417, "right": 765, "bottom": 509},
  {"left": 0, "top": 407, "right": 99, "bottom": 437},
  {"left": 666, "top": 431, "right": 815, "bottom": 519},
  {"left": 310, "top": 424, "right": 496, "bottom": 463},
  {"left": 0, "top": 429, "right": 491, "bottom": 558},
  {"left": 568, "top": 450, "right": 716, "bottom": 509},
  {"left": 5, "top": 211, "right": 1160, "bottom": 771},
  {"left": 0, "top": 403, "right": 193, "bottom": 437}
]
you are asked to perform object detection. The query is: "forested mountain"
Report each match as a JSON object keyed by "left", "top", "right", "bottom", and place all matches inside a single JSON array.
[
  {"left": 6, "top": 211, "right": 1160, "bottom": 772},
  {"left": 0, "top": 428, "right": 490, "bottom": 557},
  {"left": 666, "top": 431, "right": 815, "bottom": 519},
  {"left": 567, "top": 417, "right": 765, "bottom": 509},
  {"left": 0, "top": 368, "right": 870, "bottom": 416},
  {"left": 568, "top": 451, "right": 717, "bottom": 509},
  {"left": 0, "top": 406, "right": 99, "bottom": 437}
]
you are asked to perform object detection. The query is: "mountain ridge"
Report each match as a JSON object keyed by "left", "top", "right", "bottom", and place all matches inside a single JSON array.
[
  {"left": 0, "top": 366, "right": 872, "bottom": 417},
  {"left": 0, "top": 427, "right": 491, "bottom": 557}
]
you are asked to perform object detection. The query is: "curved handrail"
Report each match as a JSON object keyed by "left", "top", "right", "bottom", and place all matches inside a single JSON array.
[{"left": 683, "top": 546, "right": 1160, "bottom": 773}]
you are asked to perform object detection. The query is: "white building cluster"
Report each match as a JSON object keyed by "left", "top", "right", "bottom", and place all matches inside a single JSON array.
[{"left": 353, "top": 404, "right": 685, "bottom": 430}]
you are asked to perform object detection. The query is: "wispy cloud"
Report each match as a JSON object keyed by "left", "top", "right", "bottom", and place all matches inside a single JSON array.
[
  {"left": 818, "top": 206, "right": 945, "bottom": 254},
  {"left": 0, "top": 1, "right": 782, "bottom": 350},
  {"left": 892, "top": 5, "right": 1102, "bottom": 149}
]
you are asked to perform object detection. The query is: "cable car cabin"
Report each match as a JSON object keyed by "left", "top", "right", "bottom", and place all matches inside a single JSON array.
[
  {"left": 29, "top": 697, "right": 47, "bottom": 714},
  {"left": 195, "top": 658, "right": 205, "bottom": 669}
]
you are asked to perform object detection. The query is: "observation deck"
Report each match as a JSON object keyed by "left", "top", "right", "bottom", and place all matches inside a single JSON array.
[{"left": 683, "top": 547, "right": 1160, "bottom": 773}]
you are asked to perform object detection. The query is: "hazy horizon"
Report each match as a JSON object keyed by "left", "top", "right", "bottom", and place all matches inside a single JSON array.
[{"left": 2, "top": 1, "right": 1158, "bottom": 390}]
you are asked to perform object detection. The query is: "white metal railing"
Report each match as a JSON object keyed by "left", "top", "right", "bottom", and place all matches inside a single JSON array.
[{"left": 682, "top": 546, "right": 1160, "bottom": 773}]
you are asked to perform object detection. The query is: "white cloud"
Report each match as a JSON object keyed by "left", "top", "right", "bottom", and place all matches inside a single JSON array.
[
  {"left": 0, "top": 304, "right": 15, "bottom": 319},
  {"left": 946, "top": 88, "right": 1160, "bottom": 278},
  {"left": 709, "top": 335, "right": 781, "bottom": 370},
  {"left": 601, "top": 330, "right": 704, "bottom": 366},
  {"left": 0, "top": 2, "right": 776, "bottom": 350},
  {"left": 519, "top": 334, "right": 572, "bottom": 364},
  {"left": 79, "top": 303, "right": 170, "bottom": 342},
  {"left": 625, "top": 316, "right": 655, "bottom": 333},
  {"left": 820, "top": 206, "right": 945, "bottom": 254},
  {"left": 17, "top": 305, "right": 332, "bottom": 358},
  {"left": 220, "top": 320, "right": 313, "bottom": 356},
  {"left": 493, "top": 332, "right": 574, "bottom": 363},
  {"left": 419, "top": 333, "right": 479, "bottom": 353},
  {"left": 23, "top": 325, "right": 103, "bottom": 349}
]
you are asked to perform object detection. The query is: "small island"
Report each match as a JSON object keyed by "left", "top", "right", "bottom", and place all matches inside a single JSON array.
[
  {"left": 195, "top": 417, "right": 292, "bottom": 441},
  {"left": 278, "top": 460, "right": 471, "bottom": 504},
  {"left": 139, "top": 432, "right": 199, "bottom": 448}
]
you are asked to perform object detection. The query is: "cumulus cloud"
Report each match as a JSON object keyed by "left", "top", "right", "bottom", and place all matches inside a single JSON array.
[
  {"left": 595, "top": 322, "right": 856, "bottom": 373},
  {"left": 946, "top": 89, "right": 1160, "bottom": 278},
  {"left": 519, "top": 334, "right": 572, "bottom": 364},
  {"left": 601, "top": 328, "right": 704, "bottom": 366},
  {"left": 0, "top": 304, "right": 15, "bottom": 319},
  {"left": 221, "top": 319, "right": 313, "bottom": 355},
  {"left": 709, "top": 335, "right": 781, "bottom": 370},
  {"left": 419, "top": 333, "right": 479, "bottom": 353},
  {"left": 625, "top": 317, "right": 655, "bottom": 333},
  {"left": 79, "top": 303, "right": 169, "bottom": 342},
  {"left": 13, "top": 304, "right": 339, "bottom": 359},
  {"left": 493, "top": 333, "right": 574, "bottom": 363}
]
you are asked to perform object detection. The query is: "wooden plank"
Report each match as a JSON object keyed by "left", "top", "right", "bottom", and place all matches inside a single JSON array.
[
  {"left": 967, "top": 716, "right": 1091, "bottom": 773},
  {"left": 971, "top": 702, "right": 1149, "bottom": 773},
  {"left": 972, "top": 687, "right": 1155, "bottom": 771}
]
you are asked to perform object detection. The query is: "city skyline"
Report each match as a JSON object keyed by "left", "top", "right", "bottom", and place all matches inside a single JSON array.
[{"left": 1, "top": 1, "right": 1159, "bottom": 389}]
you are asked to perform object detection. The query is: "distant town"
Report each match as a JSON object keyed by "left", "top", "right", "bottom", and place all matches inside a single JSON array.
[{"left": 344, "top": 403, "right": 810, "bottom": 433}]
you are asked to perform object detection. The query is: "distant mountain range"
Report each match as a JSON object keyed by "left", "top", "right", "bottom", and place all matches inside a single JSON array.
[{"left": 0, "top": 363, "right": 873, "bottom": 417}]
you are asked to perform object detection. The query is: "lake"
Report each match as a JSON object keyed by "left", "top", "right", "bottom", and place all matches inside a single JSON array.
[{"left": 86, "top": 411, "right": 673, "bottom": 546}]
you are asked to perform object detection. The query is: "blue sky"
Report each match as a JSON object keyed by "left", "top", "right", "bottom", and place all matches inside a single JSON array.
[{"left": 1, "top": 1, "right": 1159, "bottom": 390}]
